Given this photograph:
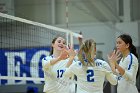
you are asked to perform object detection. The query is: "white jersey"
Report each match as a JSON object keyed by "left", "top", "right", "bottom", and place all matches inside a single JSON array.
[
  {"left": 42, "top": 55, "right": 75, "bottom": 93},
  {"left": 64, "top": 59, "right": 117, "bottom": 93},
  {"left": 116, "top": 53, "right": 139, "bottom": 93}
]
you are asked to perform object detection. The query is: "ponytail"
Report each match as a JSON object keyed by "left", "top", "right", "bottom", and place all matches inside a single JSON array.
[
  {"left": 49, "top": 47, "right": 53, "bottom": 55},
  {"left": 49, "top": 37, "right": 58, "bottom": 55},
  {"left": 130, "top": 44, "right": 138, "bottom": 58},
  {"left": 78, "top": 44, "right": 86, "bottom": 66},
  {"left": 78, "top": 39, "right": 95, "bottom": 67},
  {"left": 136, "top": 65, "right": 139, "bottom": 79},
  {"left": 130, "top": 44, "right": 139, "bottom": 79}
]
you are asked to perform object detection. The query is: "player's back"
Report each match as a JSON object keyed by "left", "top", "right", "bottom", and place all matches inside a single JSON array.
[{"left": 70, "top": 59, "right": 113, "bottom": 93}]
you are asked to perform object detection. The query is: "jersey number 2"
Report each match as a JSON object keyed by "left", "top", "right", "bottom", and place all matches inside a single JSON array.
[
  {"left": 57, "top": 70, "right": 64, "bottom": 78},
  {"left": 87, "top": 70, "right": 94, "bottom": 82}
]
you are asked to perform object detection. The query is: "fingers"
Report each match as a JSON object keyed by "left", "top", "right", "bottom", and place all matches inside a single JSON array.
[
  {"left": 59, "top": 50, "right": 69, "bottom": 60},
  {"left": 67, "top": 44, "right": 74, "bottom": 54},
  {"left": 61, "top": 44, "right": 77, "bottom": 60},
  {"left": 108, "top": 50, "right": 121, "bottom": 62},
  {"left": 116, "top": 57, "right": 121, "bottom": 61},
  {"left": 114, "top": 50, "right": 121, "bottom": 61},
  {"left": 61, "top": 49, "right": 68, "bottom": 56},
  {"left": 65, "top": 43, "right": 73, "bottom": 50},
  {"left": 116, "top": 50, "right": 121, "bottom": 56},
  {"left": 68, "top": 43, "right": 73, "bottom": 49},
  {"left": 116, "top": 53, "right": 121, "bottom": 59},
  {"left": 112, "top": 50, "right": 117, "bottom": 57},
  {"left": 64, "top": 44, "right": 76, "bottom": 58}
]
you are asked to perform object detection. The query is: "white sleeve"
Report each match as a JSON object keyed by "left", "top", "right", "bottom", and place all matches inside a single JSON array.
[
  {"left": 103, "top": 62, "right": 117, "bottom": 85},
  {"left": 122, "top": 57, "right": 138, "bottom": 81},
  {"left": 106, "top": 73, "right": 117, "bottom": 85},
  {"left": 63, "top": 62, "right": 78, "bottom": 78},
  {"left": 63, "top": 68, "right": 74, "bottom": 78},
  {"left": 42, "top": 56, "right": 51, "bottom": 71}
]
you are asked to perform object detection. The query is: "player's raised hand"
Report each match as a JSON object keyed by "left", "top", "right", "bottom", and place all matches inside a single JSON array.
[
  {"left": 67, "top": 44, "right": 76, "bottom": 59},
  {"left": 58, "top": 49, "right": 69, "bottom": 60},
  {"left": 107, "top": 50, "right": 121, "bottom": 72}
]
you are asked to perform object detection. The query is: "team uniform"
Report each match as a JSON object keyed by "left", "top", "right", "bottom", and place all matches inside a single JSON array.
[
  {"left": 63, "top": 59, "right": 117, "bottom": 93},
  {"left": 116, "top": 53, "right": 139, "bottom": 93},
  {"left": 42, "top": 55, "right": 75, "bottom": 93}
]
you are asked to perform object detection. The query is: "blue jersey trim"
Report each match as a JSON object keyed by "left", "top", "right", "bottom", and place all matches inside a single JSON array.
[{"left": 43, "top": 55, "right": 53, "bottom": 61}]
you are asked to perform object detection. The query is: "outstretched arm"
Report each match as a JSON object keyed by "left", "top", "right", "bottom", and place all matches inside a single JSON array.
[{"left": 42, "top": 49, "right": 69, "bottom": 71}]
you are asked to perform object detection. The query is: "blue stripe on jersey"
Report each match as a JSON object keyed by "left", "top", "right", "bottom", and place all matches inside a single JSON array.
[
  {"left": 128, "top": 53, "right": 133, "bottom": 70},
  {"left": 43, "top": 57, "right": 47, "bottom": 61}
]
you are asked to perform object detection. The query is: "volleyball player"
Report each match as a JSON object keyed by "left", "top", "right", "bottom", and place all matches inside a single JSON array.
[
  {"left": 108, "top": 34, "right": 139, "bottom": 93},
  {"left": 42, "top": 36, "right": 76, "bottom": 93},
  {"left": 63, "top": 39, "right": 118, "bottom": 93}
]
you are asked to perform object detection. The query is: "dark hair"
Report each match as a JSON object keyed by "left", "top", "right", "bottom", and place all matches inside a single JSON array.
[
  {"left": 49, "top": 37, "right": 58, "bottom": 55},
  {"left": 118, "top": 34, "right": 138, "bottom": 58}
]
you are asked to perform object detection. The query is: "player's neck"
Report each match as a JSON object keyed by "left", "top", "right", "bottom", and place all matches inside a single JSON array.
[
  {"left": 122, "top": 50, "right": 130, "bottom": 59},
  {"left": 53, "top": 50, "right": 61, "bottom": 58}
]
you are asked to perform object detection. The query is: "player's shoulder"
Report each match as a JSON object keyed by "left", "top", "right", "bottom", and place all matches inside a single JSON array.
[
  {"left": 130, "top": 53, "right": 138, "bottom": 61},
  {"left": 74, "top": 60, "right": 82, "bottom": 66},
  {"left": 42, "top": 55, "right": 53, "bottom": 61},
  {"left": 95, "top": 59, "right": 111, "bottom": 70},
  {"left": 95, "top": 59, "right": 107, "bottom": 66},
  {"left": 70, "top": 61, "right": 82, "bottom": 68},
  {"left": 125, "top": 53, "right": 138, "bottom": 63},
  {"left": 68, "top": 61, "right": 81, "bottom": 70}
]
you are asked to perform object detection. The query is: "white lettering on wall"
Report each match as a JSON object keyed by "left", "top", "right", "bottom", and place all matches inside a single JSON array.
[
  {"left": 5, "top": 52, "right": 26, "bottom": 84},
  {"left": 30, "top": 50, "right": 49, "bottom": 84}
]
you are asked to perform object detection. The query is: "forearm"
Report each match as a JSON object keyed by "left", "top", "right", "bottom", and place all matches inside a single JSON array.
[
  {"left": 108, "top": 61, "right": 116, "bottom": 73},
  {"left": 63, "top": 68, "right": 74, "bottom": 77},
  {"left": 106, "top": 73, "right": 117, "bottom": 85},
  {"left": 115, "top": 63, "right": 125, "bottom": 76},
  {"left": 66, "top": 56, "right": 75, "bottom": 68}
]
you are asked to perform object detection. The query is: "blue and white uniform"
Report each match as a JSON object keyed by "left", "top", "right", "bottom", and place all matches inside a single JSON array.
[
  {"left": 42, "top": 56, "right": 75, "bottom": 93},
  {"left": 63, "top": 59, "right": 117, "bottom": 93},
  {"left": 116, "top": 53, "right": 139, "bottom": 93}
]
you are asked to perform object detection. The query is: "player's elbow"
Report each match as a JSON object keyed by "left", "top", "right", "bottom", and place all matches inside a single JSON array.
[
  {"left": 106, "top": 74, "right": 117, "bottom": 85},
  {"left": 122, "top": 71, "right": 133, "bottom": 81},
  {"left": 110, "top": 80, "right": 117, "bottom": 85}
]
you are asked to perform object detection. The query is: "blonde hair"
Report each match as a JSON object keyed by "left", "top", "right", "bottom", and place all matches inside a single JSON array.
[{"left": 78, "top": 39, "right": 96, "bottom": 66}]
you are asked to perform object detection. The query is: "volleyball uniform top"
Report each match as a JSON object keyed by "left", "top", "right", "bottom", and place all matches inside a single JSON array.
[
  {"left": 116, "top": 53, "right": 139, "bottom": 93},
  {"left": 63, "top": 59, "right": 117, "bottom": 93},
  {"left": 42, "top": 55, "right": 74, "bottom": 93}
]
